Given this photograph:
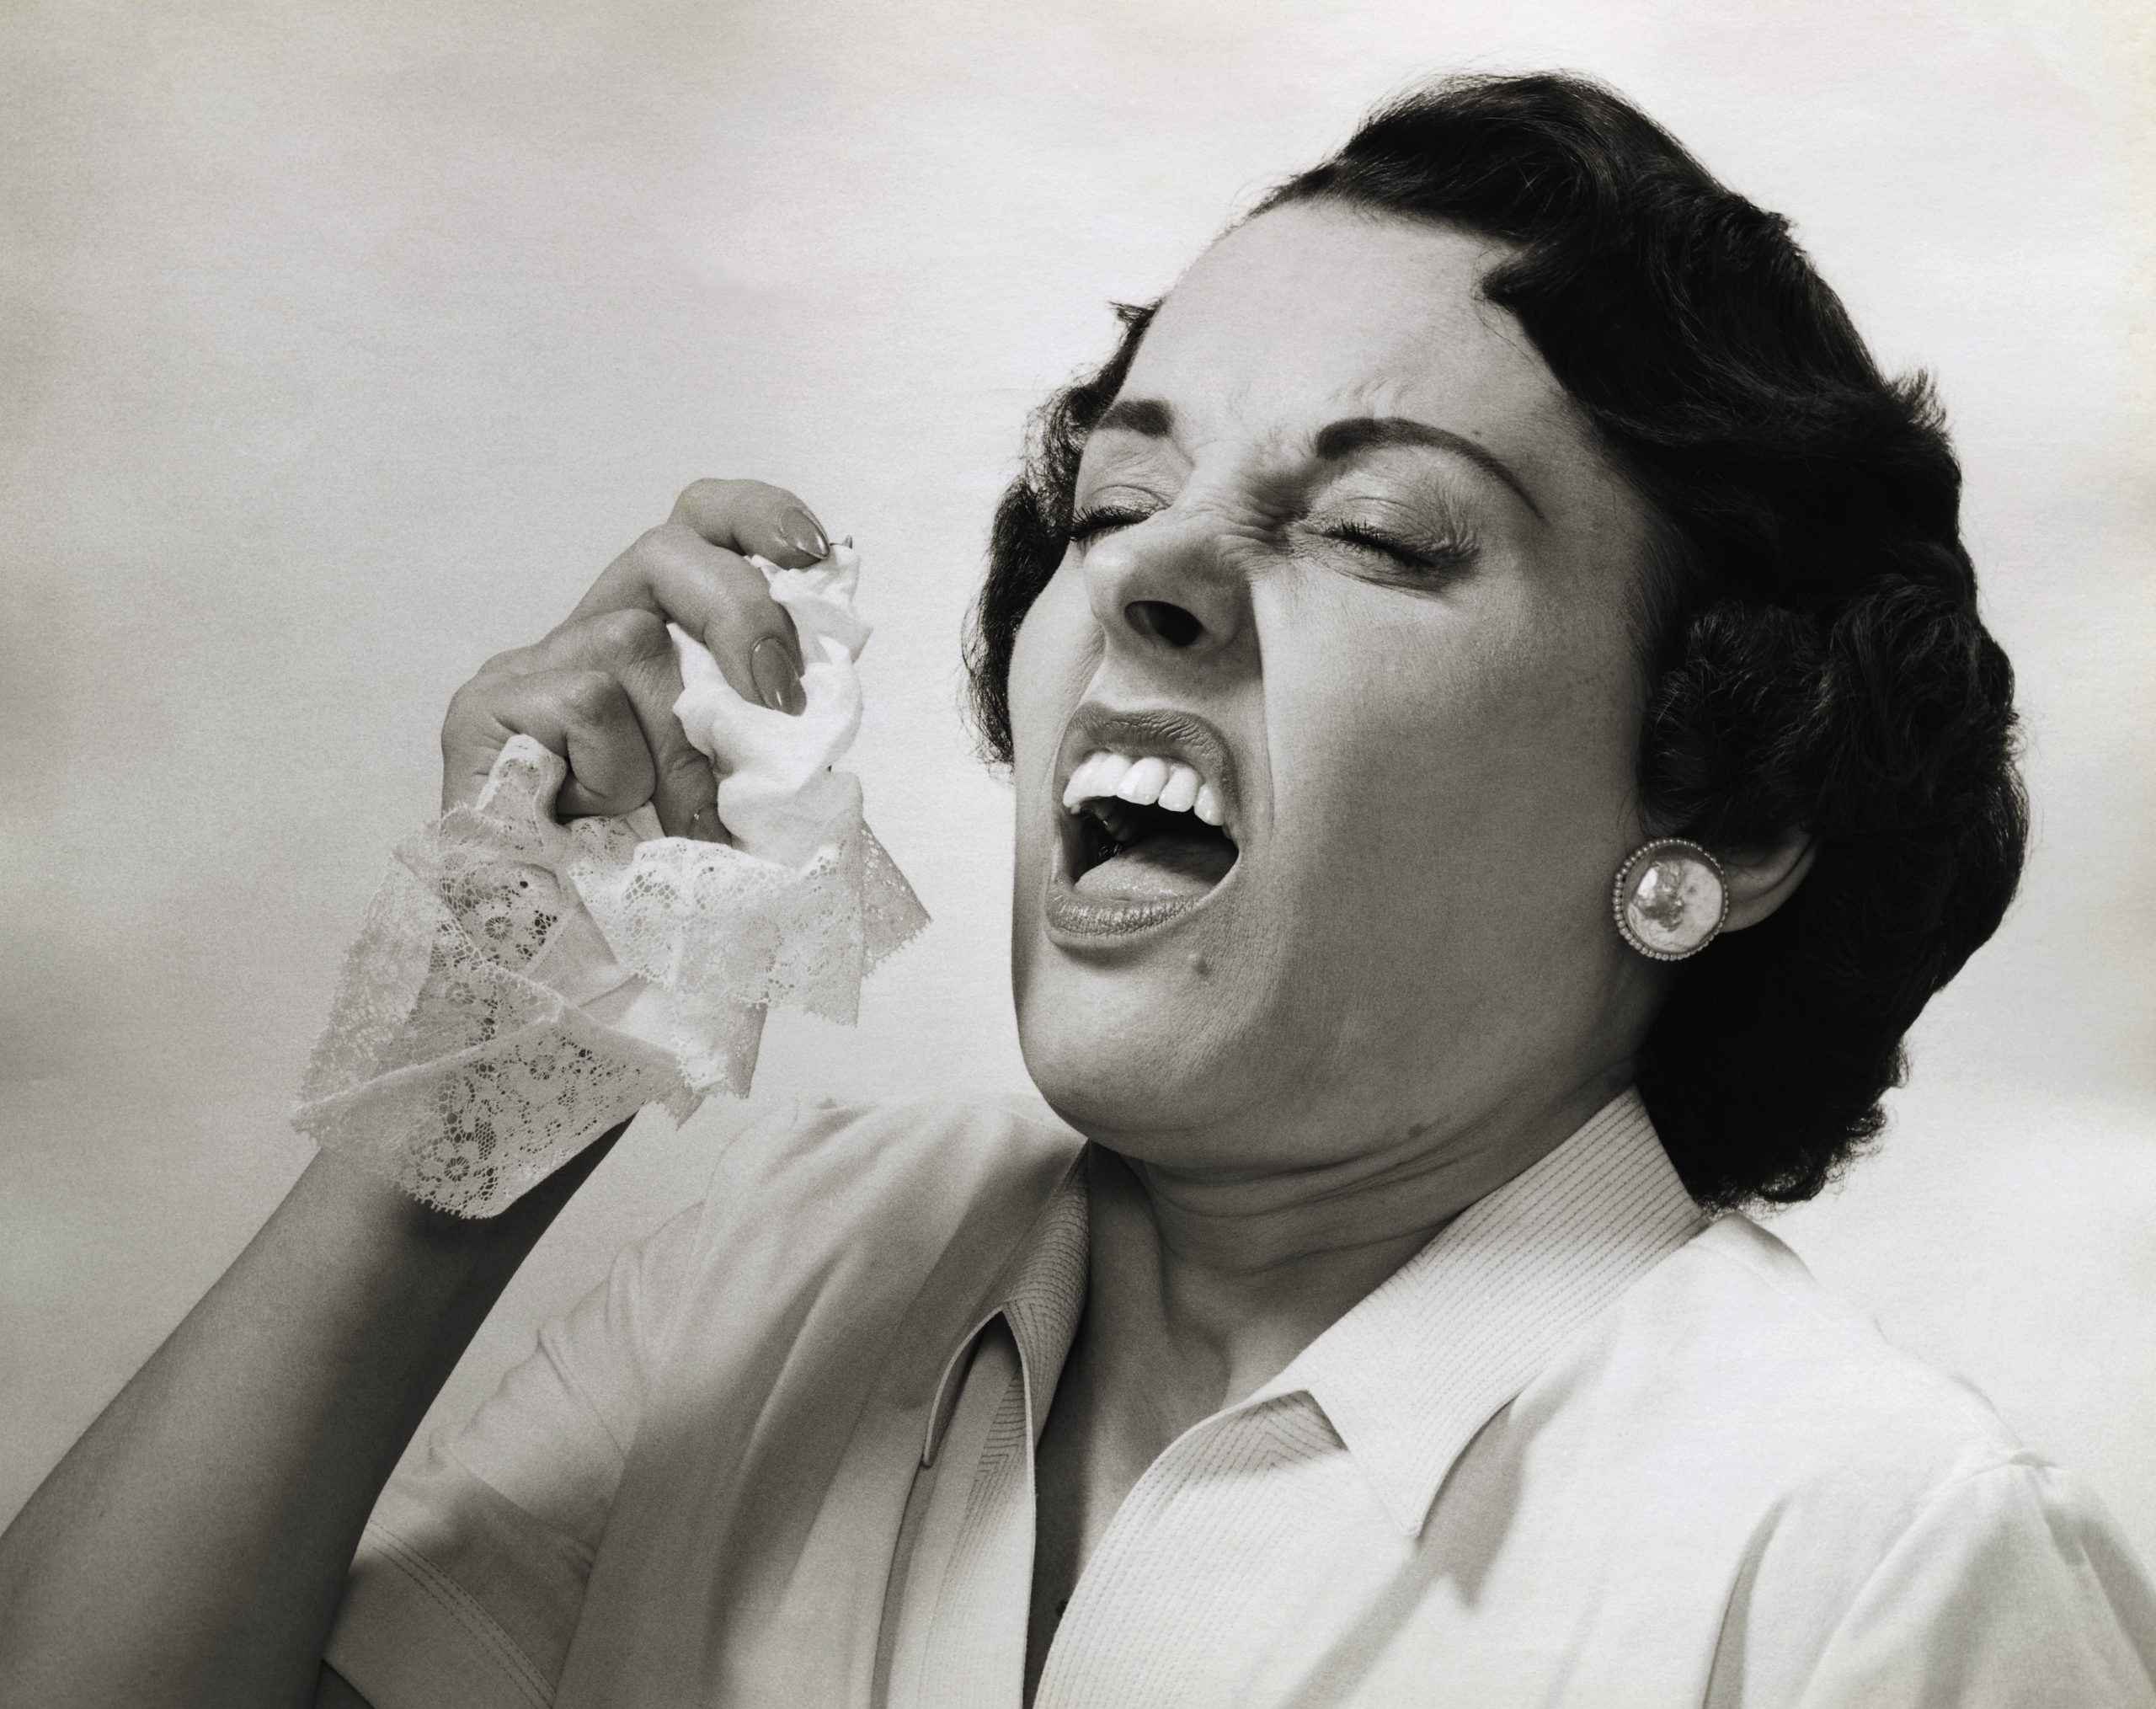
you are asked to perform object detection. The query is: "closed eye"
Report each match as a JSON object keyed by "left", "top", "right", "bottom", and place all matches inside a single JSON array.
[
  {"left": 1070, "top": 507, "right": 1476, "bottom": 575},
  {"left": 1317, "top": 521, "right": 1474, "bottom": 574},
  {"left": 1069, "top": 505, "right": 1155, "bottom": 545},
  {"left": 1326, "top": 521, "right": 1431, "bottom": 567}
]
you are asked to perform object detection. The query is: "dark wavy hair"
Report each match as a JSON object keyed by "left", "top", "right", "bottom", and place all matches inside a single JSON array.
[{"left": 963, "top": 72, "right": 2027, "bottom": 1209}]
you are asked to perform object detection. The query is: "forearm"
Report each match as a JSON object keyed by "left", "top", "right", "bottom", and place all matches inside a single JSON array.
[
  {"left": 1, "top": 478, "right": 847, "bottom": 1703},
  {"left": 0, "top": 1132, "right": 617, "bottom": 1709}
]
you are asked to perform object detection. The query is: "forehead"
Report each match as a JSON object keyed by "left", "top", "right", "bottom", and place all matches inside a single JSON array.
[{"left": 1118, "top": 200, "right": 1577, "bottom": 455}]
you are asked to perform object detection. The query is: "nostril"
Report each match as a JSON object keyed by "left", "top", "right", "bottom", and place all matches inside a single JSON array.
[{"left": 1127, "top": 600, "right": 1203, "bottom": 649}]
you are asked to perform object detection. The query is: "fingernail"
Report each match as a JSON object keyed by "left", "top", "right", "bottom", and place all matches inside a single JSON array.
[
  {"left": 780, "top": 508, "right": 828, "bottom": 562},
  {"left": 750, "top": 635, "right": 807, "bottom": 715}
]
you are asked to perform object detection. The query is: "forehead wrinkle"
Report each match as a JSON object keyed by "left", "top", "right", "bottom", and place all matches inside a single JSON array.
[{"left": 1104, "top": 214, "right": 1598, "bottom": 527}]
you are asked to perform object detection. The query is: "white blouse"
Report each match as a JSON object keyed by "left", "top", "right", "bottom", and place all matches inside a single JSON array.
[{"left": 325, "top": 1092, "right": 2156, "bottom": 1706}]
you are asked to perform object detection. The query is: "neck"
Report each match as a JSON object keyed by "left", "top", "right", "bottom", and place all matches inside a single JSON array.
[{"left": 1082, "top": 1063, "right": 1634, "bottom": 1420}]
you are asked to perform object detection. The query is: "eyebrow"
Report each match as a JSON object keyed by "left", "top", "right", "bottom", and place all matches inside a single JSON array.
[
  {"left": 1311, "top": 415, "right": 1545, "bottom": 521},
  {"left": 1095, "top": 397, "right": 1174, "bottom": 437},
  {"left": 1092, "top": 397, "right": 1545, "bottom": 521}
]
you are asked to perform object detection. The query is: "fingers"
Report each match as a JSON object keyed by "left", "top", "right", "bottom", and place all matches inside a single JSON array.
[
  {"left": 442, "top": 665, "right": 655, "bottom": 820},
  {"left": 560, "top": 479, "right": 830, "bottom": 715},
  {"left": 539, "top": 608, "right": 718, "bottom": 837},
  {"left": 439, "top": 478, "right": 834, "bottom": 830},
  {"left": 443, "top": 611, "right": 722, "bottom": 837},
  {"left": 669, "top": 478, "right": 830, "bottom": 569},
  {"left": 566, "top": 521, "right": 808, "bottom": 716}
]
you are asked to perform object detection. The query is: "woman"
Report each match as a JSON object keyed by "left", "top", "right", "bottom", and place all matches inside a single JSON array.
[{"left": 3, "top": 70, "right": 2149, "bottom": 1707}]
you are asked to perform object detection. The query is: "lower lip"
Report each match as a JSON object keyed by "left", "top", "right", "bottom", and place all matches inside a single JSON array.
[{"left": 1043, "top": 866, "right": 1234, "bottom": 943}]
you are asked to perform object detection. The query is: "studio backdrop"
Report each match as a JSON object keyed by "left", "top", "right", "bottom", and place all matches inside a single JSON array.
[{"left": 3, "top": 0, "right": 2151, "bottom": 1556}]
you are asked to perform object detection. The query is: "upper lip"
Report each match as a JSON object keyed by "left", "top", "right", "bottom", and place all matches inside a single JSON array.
[{"left": 1054, "top": 703, "right": 1242, "bottom": 838}]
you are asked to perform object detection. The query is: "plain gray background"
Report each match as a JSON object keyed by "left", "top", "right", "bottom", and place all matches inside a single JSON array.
[{"left": 4, "top": 0, "right": 2151, "bottom": 1562}]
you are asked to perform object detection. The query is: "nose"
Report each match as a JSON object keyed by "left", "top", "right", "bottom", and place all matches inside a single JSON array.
[{"left": 1079, "top": 510, "right": 1248, "bottom": 661}]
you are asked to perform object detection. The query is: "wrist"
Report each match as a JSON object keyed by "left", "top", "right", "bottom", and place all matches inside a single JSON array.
[{"left": 288, "top": 1119, "right": 627, "bottom": 1290}]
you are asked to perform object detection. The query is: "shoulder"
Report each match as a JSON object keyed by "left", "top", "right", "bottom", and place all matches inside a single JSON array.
[
  {"left": 1626, "top": 1213, "right": 2022, "bottom": 1479},
  {"left": 701, "top": 1093, "right": 1084, "bottom": 1227},
  {"left": 1530, "top": 1211, "right": 2036, "bottom": 1575},
  {"left": 1541, "top": 1216, "right": 2156, "bottom": 1698},
  {"left": 1667, "top": 1221, "right": 2156, "bottom": 1701},
  {"left": 1793, "top": 1448, "right": 2156, "bottom": 1703},
  {"left": 655, "top": 1094, "right": 1085, "bottom": 1339}
]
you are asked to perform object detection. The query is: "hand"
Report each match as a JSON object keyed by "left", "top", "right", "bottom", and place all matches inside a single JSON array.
[{"left": 440, "top": 479, "right": 831, "bottom": 836}]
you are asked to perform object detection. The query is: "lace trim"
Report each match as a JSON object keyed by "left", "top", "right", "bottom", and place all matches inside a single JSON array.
[{"left": 294, "top": 735, "right": 926, "bottom": 1217}]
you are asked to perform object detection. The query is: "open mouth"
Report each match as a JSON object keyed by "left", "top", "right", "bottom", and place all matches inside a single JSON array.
[{"left": 1060, "top": 750, "right": 1240, "bottom": 905}]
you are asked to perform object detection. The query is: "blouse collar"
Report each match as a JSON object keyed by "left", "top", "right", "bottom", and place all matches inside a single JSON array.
[
  {"left": 923, "top": 1088, "right": 1706, "bottom": 1536},
  {"left": 1257, "top": 1088, "right": 1707, "bottom": 1535}
]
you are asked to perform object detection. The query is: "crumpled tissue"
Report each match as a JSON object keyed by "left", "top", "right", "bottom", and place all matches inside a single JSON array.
[{"left": 291, "top": 545, "right": 926, "bottom": 1217}]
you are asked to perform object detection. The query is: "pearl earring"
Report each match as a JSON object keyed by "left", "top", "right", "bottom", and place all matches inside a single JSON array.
[{"left": 1612, "top": 838, "right": 1729, "bottom": 962}]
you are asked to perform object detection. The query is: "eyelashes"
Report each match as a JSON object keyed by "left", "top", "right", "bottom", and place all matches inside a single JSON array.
[
  {"left": 1319, "top": 519, "right": 1476, "bottom": 574},
  {"left": 1066, "top": 505, "right": 1476, "bottom": 577},
  {"left": 1067, "top": 505, "right": 1154, "bottom": 544}
]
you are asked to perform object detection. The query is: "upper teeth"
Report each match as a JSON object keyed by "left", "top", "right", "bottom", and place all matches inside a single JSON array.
[{"left": 1062, "top": 749, "right": 1225, "bottom": 826}]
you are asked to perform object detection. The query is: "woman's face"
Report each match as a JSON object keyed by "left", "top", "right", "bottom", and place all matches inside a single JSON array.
[{"left": 1007, "top": 200, "right": 1667, "bottom": 1173}]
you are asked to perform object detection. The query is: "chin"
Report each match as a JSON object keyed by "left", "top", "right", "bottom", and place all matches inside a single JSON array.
[
  {"left": 1005, "top": 698, "right": 1283, "bottom": 1150},
  {"left": 1011, "top": 949, "right": 1259, "bottom": 1156}
]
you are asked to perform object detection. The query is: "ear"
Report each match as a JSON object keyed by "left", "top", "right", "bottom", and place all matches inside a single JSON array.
[{"left": 1721, "top": 830, "right": 1817, "bottom": 933}]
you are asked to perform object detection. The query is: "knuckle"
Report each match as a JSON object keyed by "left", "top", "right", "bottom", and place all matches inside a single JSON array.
[
  {"left": 475, "top": 644, "right": 533, "bottom": 679},
  {"left": 557, "top": 670, "right": 624, "bottom": 724},
  {"left": 675, "top": 477, "right": 734, "bottom": 513},
  {"left": 630, "top": 521, "right": 696, "bottom": 571},
  {"left": 584, "top": 605, "right": 669, "bottom": 659},
  {"left": 443, "top": 672, "right": 497, "bottom": 728}
]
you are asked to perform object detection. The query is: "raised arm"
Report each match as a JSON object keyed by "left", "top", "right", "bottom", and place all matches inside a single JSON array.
[{"left": 0, "top": 480, "right": 833, "bottom": 1709}]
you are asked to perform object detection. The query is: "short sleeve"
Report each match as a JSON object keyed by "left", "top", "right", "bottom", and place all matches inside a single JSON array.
[
  {"left": 323, "top": 1203, "right": 702, "bottom": 1709},
  {"left": 1796, "top": 1455, "right": 2156, "bottom": 1708}
]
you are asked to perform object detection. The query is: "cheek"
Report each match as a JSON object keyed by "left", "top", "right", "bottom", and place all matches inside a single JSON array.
[
  {"left": 1006, "top": 562, "right": 1099, "bottom": 843},
  {"left": 1260, "top": 579, "right": 1644, "bottom": 973}
]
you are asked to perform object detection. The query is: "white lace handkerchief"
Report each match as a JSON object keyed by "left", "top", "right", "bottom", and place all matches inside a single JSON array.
[{"left": 293, "top": 547, "right": 926, "bottom": 1217}]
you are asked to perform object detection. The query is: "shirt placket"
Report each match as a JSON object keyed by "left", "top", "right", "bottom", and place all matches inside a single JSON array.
[
  {"left": 916, "top": 1327, "right": 1039, "bottom": 1706},
  {"left": 1031, "top": 1393, "right": 1347, "bottom": 1709},
  {"left": 881, "top": 1314, "right": 1064, "bottom": 1709}
]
